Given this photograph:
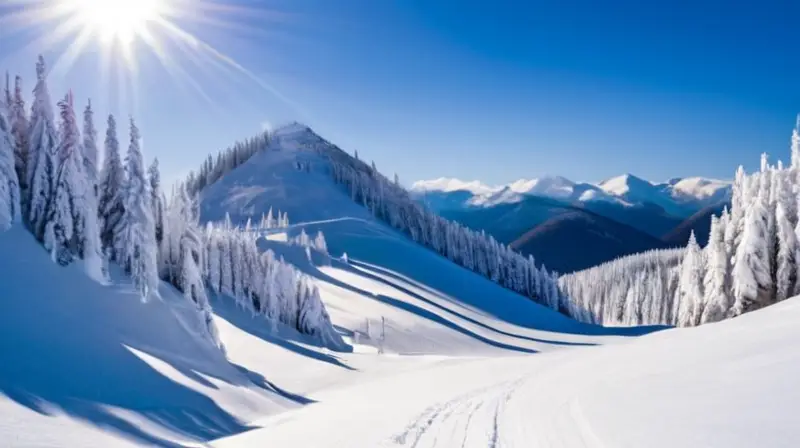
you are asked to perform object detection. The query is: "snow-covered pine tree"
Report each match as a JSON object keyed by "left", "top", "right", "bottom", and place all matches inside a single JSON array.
[
  {"left": 115, "top": 118, "right": 158, "bottom": 298},
  {"left": 1, "top": 73, "right": 9, "bottom": 111},
  {"left": 700, "top": 216, "right": 731, "bottom": 324},
  {"left": 0, "top": 91, "right": 21, "bottom": 230},
  {"left": 725, "top": 166, "right": 747, "bottom": 256},
  {"left": 148, "top": 158, "right": 165, "bottom": 246},
  {"left": 48, "top": 92, "right": 85, "bottom": 264},
  {"left": 98, "top": 114, "right": 125, "bottom": 256},
  {"left": 297, "top": 282, "right": 333, "bottom": 341},
  {"left": 10, "top": 75, "right": 29, "bottom": 213},
  {"left": 732, "top": 182, "right": 772, "bottom": 316},
  {"left": 159, "top": 183, "right": 225, "bottom": 351},
  {"left": 82, "top": 99, "right": 99, "bottom": 195},
  {"left": 314, "top": 231, "right": 328, "bottom": 255},
  {"left": 205, "top": 224, "right": 222, "bottom": 293},
  {"left": 774, "top": 168, "right": 798, "bottom": 301},
  {"left": 26, "top": 56, "right": 59, "bottom": 240}
]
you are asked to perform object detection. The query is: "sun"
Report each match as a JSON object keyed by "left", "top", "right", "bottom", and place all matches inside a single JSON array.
[
  {"left": 2, "top": 0, "right": 303, "bottom": 115},
  {"left": 65, "top": 0, "right": 165, "bottom": 45}
]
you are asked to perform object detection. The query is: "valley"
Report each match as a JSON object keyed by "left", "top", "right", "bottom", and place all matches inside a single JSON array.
[{"left": 0, "top": 120, "right": 796, "bottom": 447}]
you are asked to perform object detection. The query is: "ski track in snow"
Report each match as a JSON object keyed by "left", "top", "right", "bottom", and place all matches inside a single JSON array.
[{"left": 387, "top": 379, "right": 524, "bottom": 448}]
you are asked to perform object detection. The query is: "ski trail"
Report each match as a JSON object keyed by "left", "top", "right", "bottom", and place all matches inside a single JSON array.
[{"left": 385, "top": 378, "right": 525, "bottom": 448}]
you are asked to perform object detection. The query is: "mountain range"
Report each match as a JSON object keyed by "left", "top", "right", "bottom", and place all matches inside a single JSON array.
[
  {"left": 411, "top": 174, "right": 731, "bottom": 216},
  {"left": 412, "top": 174, "right": 731, "bottom": 272}
]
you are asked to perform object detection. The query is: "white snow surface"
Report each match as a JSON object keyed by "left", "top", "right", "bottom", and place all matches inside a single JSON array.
[
  {"left": 669, "top": 176, "right": 732, "bottom": 202},
  {"left": 213, "top": 296, "right": 800, "bottom": 448}
]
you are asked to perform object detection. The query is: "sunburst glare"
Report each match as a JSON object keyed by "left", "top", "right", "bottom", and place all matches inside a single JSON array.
[
  {"left": 63, "top": 0, "right": 165, "bottom": 45},
  {"left": 0, "top": 0, "right": 300, "bottom": 113}
]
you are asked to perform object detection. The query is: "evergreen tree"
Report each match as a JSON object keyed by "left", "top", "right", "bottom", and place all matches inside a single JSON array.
[
  {"left": 676, "top": 231, "right": 705, "bottom": 327},
  {"left": 10, "top": 75, "right": 29, "bottom": 212},
  {"left": 2, "top": 73, "right": 9, "bottom": 111},
  {"left": 115, "top": 118, "right": 158, "bottom": 298},
  {"left": 148, "top": 158, "right": 165, "bottom": 246},
  {"left": 0, "top": 90, "right": 21, "bottom": 230},
  {"left": 732, "top": 190, "right": 771, "bottom": 316},
  {"left": 701, "top": 216, "right": 731, "bottom": 324},
  {"left": 82, "top": 99, "right": 99, "bottom": 194},
  {"left": 774, "top": 169, "right": 798, "bottom": 301},
  {"left": 725, "top": 166, "right": 747, "bottom": 256},
  {"left": 47, "top": 92, "right": 84, "bottom": 264},
  {"left": 27, "top": 56, "right": 59, "bottom": 240},
  {"left": 98, "top": 114, "right": 125, "bottom": 255}
]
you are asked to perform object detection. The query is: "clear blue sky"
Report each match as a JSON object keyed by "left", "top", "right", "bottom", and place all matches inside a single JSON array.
[{"left": 1, "top": 0, "right": 798, "bottom": 186}]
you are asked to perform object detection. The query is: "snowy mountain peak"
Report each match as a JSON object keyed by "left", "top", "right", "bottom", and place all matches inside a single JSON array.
[
  {"left": 414, "top": 171, "right": 730, "bottom": 216},
  {"left": 598, "top": 173, "right": 654, "bottom": 196},
  {"left": 508, "top": 176, "right": 576, "bottom": 197},
  {"left": 669, "top": 177, "right": 731, "bottom": 201},
  {"left": 410, "top": 177, "right": 498, "bottom": 195},
  {"left": 273, "top": 122, "right": 313, "bottom": 137}
]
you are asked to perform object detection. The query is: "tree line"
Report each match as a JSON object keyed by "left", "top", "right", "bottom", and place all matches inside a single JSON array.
[
  {"left": 561, "top": 119, "right": 800, "bottom": 327},
  {"left": 279, "top": 127, "right": 565, "bottom": 312}
]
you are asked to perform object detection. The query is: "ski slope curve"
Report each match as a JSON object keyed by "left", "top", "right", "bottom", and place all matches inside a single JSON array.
[{"left": 213, "top": 295, "right": 800, "bottom": 448}]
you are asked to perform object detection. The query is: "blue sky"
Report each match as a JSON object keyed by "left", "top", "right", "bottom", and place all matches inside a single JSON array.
[{"left": 1, "top": 0, "right": 798, "bottom": 186}]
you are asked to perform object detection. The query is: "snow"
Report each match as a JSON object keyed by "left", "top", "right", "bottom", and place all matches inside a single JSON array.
[
  {"left": 414, "top": 173, "right": 731, "bottom": 214},
  {"left": 507, "top": 175, "right": 575, "bottom": 197},
  {"left": 0, "top": 227, "right": 294, "bottom": 447},
  {"left": 2, "top": 122, "right": 789, "bottom": 447},
  {"left": 669, "top": 176, "right": 731, "bottom": 202},
  {"left": 410, "top": 177, "right": 498, "bottom": 196},
  {"left": 212, "top": 296, "right": 800, "bottom": 448}
]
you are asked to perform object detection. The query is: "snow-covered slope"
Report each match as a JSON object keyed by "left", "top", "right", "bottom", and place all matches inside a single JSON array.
[
  {"left": 0, "top": 227, "right": 295, "bottom": 447},
  {"left": 4, "top": 122, "right": 789, "bottom": 447},
  {"left": 200, "top": 125, "right": 650, "bottom": 349},
  {"left": 213, "top": 294, "right": 800, "bottom": 448}
]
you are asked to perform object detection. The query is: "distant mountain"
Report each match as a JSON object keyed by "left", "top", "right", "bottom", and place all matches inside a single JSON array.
[
  {"left": 509, "top": 210, "right": 670, "bottom": 274},
  {"left": 440, "top": 196, "right": 577, "bottom": 244},
  {"left": 441, "top": 194, "right": 674, "bottom": 272},
  {"left": 577, "top": 200, "right": 683, "bottom": 238},
  {"left": 411, "top": 174, "right": 731, "bottom": 218},
  {"left": 663, "top": 202, "right": 729, "bottom": 247},
  {"left": 597, "top": 173, "right": 690, "bottom": 216},
  {"left": 598, "top": 174, "right": 731, "bottom": 218}
]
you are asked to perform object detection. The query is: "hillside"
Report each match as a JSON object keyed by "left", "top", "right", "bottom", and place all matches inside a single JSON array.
[
  {"left": 199, "top": 124, "right": 649, "bottom": 339},
  {"left": 663, "top": 202, "right": 728, "bottom": 247},
  {"left": 213, "top": 290, "right": 800, "bottom": 448},
  {"left": 2, "top": 120, "right": 795, "bottom": 447},
  {"left": 0, "top": 169, "right": 648, "bottom": 447},
  {"left": 0, "top": 227, "right": 295, "bottom": 447},
  {"left": 510, "top": 210, "right": 670, "bottom": 273}
]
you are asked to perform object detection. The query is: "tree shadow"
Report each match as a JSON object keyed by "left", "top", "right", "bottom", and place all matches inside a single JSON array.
[
  {"left": 347, "top": 260, "right": 596, "bottom": 347},
  {"left": 0, "top": 231, "right": 267, "bottom": 446},
  {"left": 210, "top": 296, "right": 356, "bottom": 371},
  {"left": 268, "top": 252, "right": 543, "bottom": 354},
  {"left": 0, "top": 335, "right": 257, "bottom": 447},
  {"left": 232, "top": 364, "right": 315, "bottom": 405}
]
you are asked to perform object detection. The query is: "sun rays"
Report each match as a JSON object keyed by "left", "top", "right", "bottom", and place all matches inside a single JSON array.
[{"left": 0, "top": 0, "right": 301, "bottom": 113}]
